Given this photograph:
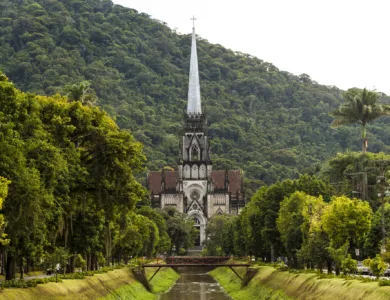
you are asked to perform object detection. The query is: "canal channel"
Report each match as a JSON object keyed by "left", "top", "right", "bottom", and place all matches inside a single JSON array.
[{"left": 158, "top": 267, "right": 232, "bottom": 300}]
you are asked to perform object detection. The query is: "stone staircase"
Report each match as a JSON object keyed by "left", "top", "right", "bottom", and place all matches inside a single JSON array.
[{"left": 186, "top": 246, "right": 202, "bottom": 256}]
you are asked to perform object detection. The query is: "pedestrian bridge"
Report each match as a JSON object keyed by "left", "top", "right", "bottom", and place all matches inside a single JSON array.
[{"left": 142, "top": 256, "right": 250, "bottom": 281}]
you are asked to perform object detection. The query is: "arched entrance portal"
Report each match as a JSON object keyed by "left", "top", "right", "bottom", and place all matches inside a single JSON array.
[
  {"left": 188, "top": 211, "right": 206, "bottom": 247},
  {"left": 193, "top": 216, "right": 201, "bottom": 246}
]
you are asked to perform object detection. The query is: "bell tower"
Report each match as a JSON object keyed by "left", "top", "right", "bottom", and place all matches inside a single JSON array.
[
  {"left": 177, "top": 18, "right": 212, "bottom": 246},
  {"left": 147, "top": 18, "right": 246, "bottom": 249}
]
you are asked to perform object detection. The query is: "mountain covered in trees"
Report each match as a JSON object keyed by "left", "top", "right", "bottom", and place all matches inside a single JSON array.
[{"left": 1, "top": 0, "right": 390, "bottom": 188}]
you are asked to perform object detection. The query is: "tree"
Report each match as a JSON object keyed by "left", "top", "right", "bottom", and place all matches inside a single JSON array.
[
  {"left": 363, "top": 254, "right": 387, "bottom": 278},
  {"left": 0, "top": 71, "right": 148, "bottom": 277},
  {"left": 341, "top": 254, "right": 357, "bottom": 275},
  {"left": 65, "top": 81, "right": 98, "bottom": 106},
  {"left": 158, "top": 207, "right": 197, "bottom": 252},
  {"left": 330, "top": 88, "right": 390, "bottom": 153},
  {"left": 205, "top": 214, "right": 234, "bottom": 255},
  {"left": 0, "top": 177, "right": 10, "bottom": 246},
  {"left": 321, "top": 196, "right": 373, "bottom": 251},
  {"left": 327, "top": 242, "right": 349, "bottom": 275},
  {"left": 249, "top": 175, "right": 331, "bottom": 262},
  {"left": 277, "top": 191, "right": 324, "bottom": 268}
]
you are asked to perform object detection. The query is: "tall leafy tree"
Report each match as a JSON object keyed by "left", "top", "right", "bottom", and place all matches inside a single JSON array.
[
  {"left": 321, "top": 196, "right": 372, "bottom": 251},
  {"left": 330, "top": 88, "right": 390, "bottom": 153},
  {"left": 277, "top": 191, "right": 324, "bottom": 268},
  {"left": 0, "top": 177, "right": 10, "bottom": 246}
]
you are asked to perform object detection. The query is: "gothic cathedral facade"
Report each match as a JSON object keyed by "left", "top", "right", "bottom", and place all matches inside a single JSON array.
[{"left": 147, "top": 24, "right": 246, "bottom": 247}]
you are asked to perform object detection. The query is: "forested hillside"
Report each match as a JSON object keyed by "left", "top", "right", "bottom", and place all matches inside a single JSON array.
[{"left": 1, "top": 0, "right": 390, "bottom": 186}]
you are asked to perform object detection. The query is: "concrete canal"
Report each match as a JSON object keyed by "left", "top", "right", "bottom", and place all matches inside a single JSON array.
[{"left": 159, "top": 267, "right": 232, "bottom": 300}]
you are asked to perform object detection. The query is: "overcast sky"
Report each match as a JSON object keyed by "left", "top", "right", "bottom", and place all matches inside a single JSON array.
[{"left": 112, "top": 0, "right": 390, "bottom": 94}]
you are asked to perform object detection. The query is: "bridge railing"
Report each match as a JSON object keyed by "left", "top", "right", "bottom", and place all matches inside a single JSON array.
[{"left": 150, "top": 256, "right": 252, "bottom": 265}]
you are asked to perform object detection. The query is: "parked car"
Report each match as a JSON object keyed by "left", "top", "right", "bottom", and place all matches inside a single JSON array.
[{"left": 357, "top": 261, "right": 371, "bottom": 275}]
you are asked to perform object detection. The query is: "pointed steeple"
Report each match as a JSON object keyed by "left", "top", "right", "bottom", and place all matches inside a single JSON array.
[{"left": 187, "top": 17, "right": 201, "bottom": 115}]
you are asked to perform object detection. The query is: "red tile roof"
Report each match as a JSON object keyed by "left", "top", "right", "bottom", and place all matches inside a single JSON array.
[
  {"left": 148, "top": 171, "right": 162, "bottom": 194},
  {"left": 226, "top": 170, "right": 242, "bottom": 194},
  {"left": 164, "top": 171, "right": 178, "bottom": 191},
  {"left": 211, "top": 170, "right": 242, "bottom": 193}
]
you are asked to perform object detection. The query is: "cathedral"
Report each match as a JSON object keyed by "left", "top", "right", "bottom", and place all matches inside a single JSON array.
[{"left": 147, "top": 23, "right": 246, "bottom": 247}]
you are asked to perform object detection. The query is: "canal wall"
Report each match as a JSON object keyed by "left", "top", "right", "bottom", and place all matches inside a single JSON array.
[
  {"left": 210, "top": 265, "right": 390, "bottom": 300},
  {"left": 0, "top": 267, "right": 179, "bottom": 300}
]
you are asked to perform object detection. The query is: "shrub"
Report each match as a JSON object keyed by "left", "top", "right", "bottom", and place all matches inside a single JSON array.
[
  {"left": 341, "top": 254, "right": 357, "bottom": 275},
  {"left": 75, "top": 254, "right": 87, "bottom": 271},
  {"left": 379, "top": 279, "right": 390, "bottom": 286},
  {"left": 363, "top": 254, "right": 387, "bottom": 278}
]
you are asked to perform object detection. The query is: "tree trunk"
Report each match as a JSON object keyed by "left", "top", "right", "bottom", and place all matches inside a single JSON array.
[
  {"left": 318, "top": 262, "right": 323, "bottom": 273},
  {"left": 0, "top": 251, "right": 4, "bottom": 275},
  {"left": 362, "top": 124, "right": 367, "bottom": 153},
  {"left": 67, "top": 254, "right": 75, "bottom": 273},
  {"left": 6, "top": 253, "right": 16, "bottom": 280},
  {"left": 105, "top": 224, "right": 111, "bottom": 266},
  {"left": 327, "top": 260, "right": 332, "bottom": 274},
  {"left": 19, "top": 256, "right": 24, "bottom": 279},
  {"left": 87, "top": 253, "right": 91, "bottom": 271},
  {"left": 335, "top": 263, "right": 340, "bottom": 276},
  {"left": 270, "top": 244, "right": 275, "bottom": 263},
  {"left": 26, "top": 257, "right": 30, "bottom": 274}
]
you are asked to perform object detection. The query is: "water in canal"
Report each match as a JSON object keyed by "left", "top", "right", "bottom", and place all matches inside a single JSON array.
[{"left": 159, "top": 267, "right": 232, "bottom": 300}]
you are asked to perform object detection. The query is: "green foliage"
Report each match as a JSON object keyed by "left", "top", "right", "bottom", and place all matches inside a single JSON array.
[
  {"left": 378, "top": 279, "right": 390, "bottom": 286},
  {"left": 341, "top": 254, "right": 357, "bottom": 275},
  {"left": 321, "top": 151, "right": 390, "bottom": 209},
  {"left": 363, "top": 254, "right": 388, "bottom": 278},
  {"left": 205, "top": 214, "right": 235, "bottom": 256},
  {"left": 0, "top": 177, "right": 10, "bottom": 245},
  {"left": 0, "top": 71, "right": 165, "bottom": 280},
  {"left": 277, "top": 191, "right": 324, "bottom": 268},
  {"left": 321, "top": 196, "right": 372, "bottom": 249},
  {"left": 75, "top": 254, "right": 87, "bottom": 271},
  {"left": 327, "top": 242, "right": 349, "bottom": 275},
  {"left": 158, "top": 207, "right": 197, "bottom": 252},
  {"left": 240, "top": 175, "right": 331, "bottom": 259},
  {"left": 3, "top": 0, "right": 390, "bottom": 187}
]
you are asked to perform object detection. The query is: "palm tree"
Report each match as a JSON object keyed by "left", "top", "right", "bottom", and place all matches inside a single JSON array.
[
  {"left": 331, "top": 88, "right": 390, "bottom": 153},
  {"left": 65, "top": 81, "right": 98, "bottom": 106}
]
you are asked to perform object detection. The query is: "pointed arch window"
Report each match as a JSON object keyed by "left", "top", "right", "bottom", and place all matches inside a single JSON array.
[{"left": 191, "top": 145, "right": 199, "bottom": 161}]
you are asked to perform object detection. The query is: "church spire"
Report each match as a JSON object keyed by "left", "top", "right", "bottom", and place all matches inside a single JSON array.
[{"left": 187, "top": 16, "right": 201, "bottom": 115}]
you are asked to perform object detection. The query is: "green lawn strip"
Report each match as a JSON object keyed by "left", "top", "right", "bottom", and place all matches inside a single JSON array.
[
  {"left": 210, "top": 266, "right": 293, "bottom": 300},
  {"left": 0, "top": 268, "right": 147, "bottom": 300},
  {"left": 101, "top": 267, "right": 179, "bottom": 299},
  {"left": 211, "top": 265, "right": 390, "bottom": 300},
  {"left": 99, "top": 281, "right": 156, "bottom": 300},
  {"left": 146, "top": 267, "right": 180, "bottom": 294}
]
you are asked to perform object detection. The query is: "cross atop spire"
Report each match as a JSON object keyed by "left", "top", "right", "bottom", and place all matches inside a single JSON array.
[
  {"left": 190, "top": 16, "right": 197, "bottom": 29},
  {"left": 187, "top": 18, "right": 201, "bottom": 115}
]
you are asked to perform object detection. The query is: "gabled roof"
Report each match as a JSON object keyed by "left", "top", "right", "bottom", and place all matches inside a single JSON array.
[
  {"left": 164, "top": 171, "right": 178, "bottom": 191},
  {"left": 147, "top": 171, "right": 163, "bottom": 194},
  {"left": 211, "top": 170, "right": 242, "bottom": 194},
  {"left": 147, "top": 171, "right": 178, "bottom": 194}
]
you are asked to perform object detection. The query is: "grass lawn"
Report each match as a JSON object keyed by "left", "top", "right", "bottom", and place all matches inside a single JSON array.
[{"left": 210, "top": 266, "right": 390, "bottom": 300}]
